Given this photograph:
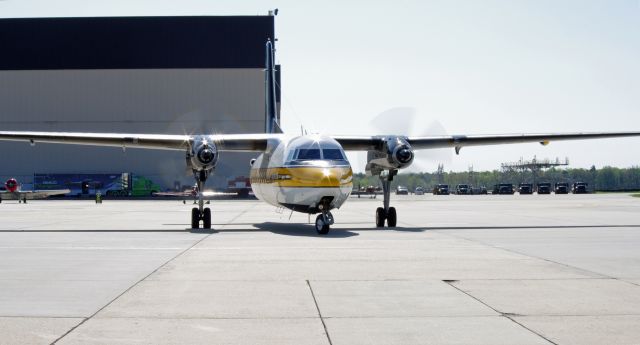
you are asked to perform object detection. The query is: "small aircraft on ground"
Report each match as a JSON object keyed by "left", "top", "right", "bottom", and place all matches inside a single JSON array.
[
  {"left": 0, "top": 40, "right": 639, "bottom": 233},
  {"left": 153, "top": 184, "right": 233, "bottom": 204},
  {"left": 0, "top": 178, "right": 70, "bottom": 203}
]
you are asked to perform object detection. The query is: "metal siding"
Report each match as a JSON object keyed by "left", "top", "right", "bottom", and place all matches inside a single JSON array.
[{"left": 0, "top": 69, "right": 265, "bottom": 189}]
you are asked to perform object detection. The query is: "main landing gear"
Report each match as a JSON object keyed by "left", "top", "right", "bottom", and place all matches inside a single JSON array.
[
  {"left": 376, "top": 169, "right": 398, "bottom": 228},
  {"left": 191, "top": 171, "right": 211, "bottom": 229}
]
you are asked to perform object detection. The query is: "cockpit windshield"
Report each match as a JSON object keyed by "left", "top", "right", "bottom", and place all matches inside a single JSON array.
[
  {"left": 322, "top": 149, "right": 345, "bottom": 160},
  {"left": 284, "top": 135, "right": 348, "bottom": 165},
  {"left": 297, "top": 149, "right": 321, "bottom": 160}
]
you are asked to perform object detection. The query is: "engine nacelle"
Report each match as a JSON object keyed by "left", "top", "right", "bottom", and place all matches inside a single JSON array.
[
  {"left": 387, "top": 138, "right": 414, "bottom": 168},
  {"left": 366, "top": 136, "right": 414, "bottom": 175},
  {"left": 189, "top": 136, "right": 219, "bottom": 171}
]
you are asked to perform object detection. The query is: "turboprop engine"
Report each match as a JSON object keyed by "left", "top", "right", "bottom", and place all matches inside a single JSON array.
[
  {"left": 365, "top": 136, "right": 414, "bottom": 175},
  {"left": 188, "top": 136, "right": 219, "bottom": 171}
]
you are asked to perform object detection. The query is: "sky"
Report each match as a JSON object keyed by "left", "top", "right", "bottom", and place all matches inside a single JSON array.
[{"left": 1, "top": 0, "right": 639, "bottom": 173}]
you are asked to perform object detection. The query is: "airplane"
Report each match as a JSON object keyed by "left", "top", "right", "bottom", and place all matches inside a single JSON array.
[
  {"left": 0, "top": 178, "right": 70, "bottom": 203},
  {"left": 0, "top": 40, "right": 639, "bottom": 233}
]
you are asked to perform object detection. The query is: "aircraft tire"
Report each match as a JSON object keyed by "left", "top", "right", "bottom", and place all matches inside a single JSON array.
[
  {"left": 203, "top": 208, "right": 211, "bottom": 229},
  {"left": 387, "top": 207, "right": 397, "bottom": 227},
  {"left": 191, "top": 208, "right": 200, "bottom": 229},
  {"left": 315, "top": 214, "right": 330, "bottom": 235},
  {"left": 376, "top": 207, "right": 385, "bottom": 227}
]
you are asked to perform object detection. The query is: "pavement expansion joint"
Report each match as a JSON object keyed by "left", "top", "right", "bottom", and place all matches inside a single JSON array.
[
  {"left": 443, "top": 280, "right": 559, "bottom": 345},
  {"left": 306, "top": 280, "right": 333, "bottom": 345}
]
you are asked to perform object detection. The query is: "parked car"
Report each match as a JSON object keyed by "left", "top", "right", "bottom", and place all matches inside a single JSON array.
[
  {"left": 433, "top": 184, "right": 450, "bottom": 195},
  {"left": 475, "top": 186, "right": 488, "bottom": 195},
  {"left": 456, "top": 184, "right": 471, "bottom": 195},
  {"left": 555, "top": 182, "right": 569, "bottom": 194},
  {"left": 536, "top": 182, "right": 551, "bottom": 194},
  {"left": 414, "top": 186, "right": 425, "bottom": 195},
  {"left": 518, "top": 183, "right": 533, "bottom": 194},
  {"left": 492, "top": 183, "right": 515, "bottom": 195},
  {"left": 572, "top": 182, "right": 588, "bottom": 194},
  {"left": 396, "top": 186, "right": 409, "bottom": 195}
]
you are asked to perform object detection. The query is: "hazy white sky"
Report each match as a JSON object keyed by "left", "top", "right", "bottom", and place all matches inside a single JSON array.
[{"left": 1, "top": 0, "right": 639, "bottom": 172}]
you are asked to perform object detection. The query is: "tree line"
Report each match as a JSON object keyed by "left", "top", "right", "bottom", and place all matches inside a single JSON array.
[{"left": 353, "top": 166, "right": 640, "bottom": 192}]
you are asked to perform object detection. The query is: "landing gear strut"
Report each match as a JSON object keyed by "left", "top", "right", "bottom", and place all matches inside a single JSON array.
[
  {"left": 190, "top": 170, "right": 211, "bottom": 229},
  {"left": 376, "top": 169, "right": 397, "bottom": 227}
]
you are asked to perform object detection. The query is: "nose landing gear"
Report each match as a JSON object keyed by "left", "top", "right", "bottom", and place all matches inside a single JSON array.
[
  {"left": 376, "top": 169, "right": 398, "bottom": 228},
  {"left": 315, "top": 198, "right": 335, "bottom": 235}
]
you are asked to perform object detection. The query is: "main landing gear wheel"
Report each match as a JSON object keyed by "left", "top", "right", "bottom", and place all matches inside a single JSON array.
[
  {"left": 387, "top": 207, "right": 397, "bottom": 227},
  {"left": 191, "top": 207, "right": 212, "bottom": 229},
  {"left": 315, "top": 214, "right": 331, "bottom": 235},
  {"left": 376, "top": 207, "right": 385, "bottom": 227},
  {"left": 191, "top": 208, "right": 199, "bottom": 229},
  {"left": 203, "top": 208, "right": 211, "bottom": 229},
  {"left": 375, "top": 207, "right": 397, "bottom": 227}
]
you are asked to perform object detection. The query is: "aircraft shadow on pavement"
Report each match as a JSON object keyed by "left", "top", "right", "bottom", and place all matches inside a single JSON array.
[{"left": 3, "top": 224, "right": 638, "bottom": 233}]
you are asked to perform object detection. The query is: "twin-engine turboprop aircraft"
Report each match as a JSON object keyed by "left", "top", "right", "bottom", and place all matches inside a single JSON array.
[
  {"left": 0, "top": 40, "right": 639, "bottom": 233},
  {"left": 0, "top": 178, "right": 70, "bottom": 203}
]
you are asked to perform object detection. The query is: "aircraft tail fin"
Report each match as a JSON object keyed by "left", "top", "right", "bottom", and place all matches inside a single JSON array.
[{"left": 265, "top": 39, "right": 282, "bottom": 134}]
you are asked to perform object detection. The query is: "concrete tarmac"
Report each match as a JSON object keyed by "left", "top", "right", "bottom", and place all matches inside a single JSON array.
[{"left": 0, "top": 194, "right": 639, "bottom": 345}]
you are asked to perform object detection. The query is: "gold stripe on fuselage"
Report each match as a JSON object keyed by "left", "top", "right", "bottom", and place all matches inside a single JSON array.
[{"left": 250, "top": 166, "right": 353, "bottom": 188}]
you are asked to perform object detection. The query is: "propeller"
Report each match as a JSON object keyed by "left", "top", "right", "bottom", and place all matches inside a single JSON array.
[{"left": 368, "top": 107, "right": 452, "bottom": 173}]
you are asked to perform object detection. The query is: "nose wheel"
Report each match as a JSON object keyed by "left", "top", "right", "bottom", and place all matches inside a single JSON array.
[{"left": 315, "top": 211, "right": 334, "bottom": 235}]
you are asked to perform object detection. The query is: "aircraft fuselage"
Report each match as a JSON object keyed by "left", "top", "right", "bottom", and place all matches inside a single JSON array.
[{"left": 250, "top": 134, "right": 353, "bottom": 214}]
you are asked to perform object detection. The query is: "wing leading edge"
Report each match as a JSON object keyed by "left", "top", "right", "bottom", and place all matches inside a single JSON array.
[
  {"left": 334, "top": 132, "right": 640, "bottom": 152},
  {"left": 1, "top": 131, "right": 639, "bottom": 154},
  {"left": 0, "top": 132, "right": 279, "bottom": 152}
]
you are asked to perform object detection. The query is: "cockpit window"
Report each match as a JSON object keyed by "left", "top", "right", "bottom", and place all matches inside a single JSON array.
[
  {"left": 322, "top": 149, "right": 345, "bottom": 160},
  {"left": 296, "top": 149, "right": 321, "bottom": 160}
]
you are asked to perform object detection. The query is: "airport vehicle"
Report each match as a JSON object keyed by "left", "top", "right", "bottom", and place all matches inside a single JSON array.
[
  {"left": 414, "top": 186, "right": 425, "bottom": 195},
  {"left": 0, "top": 178, "right": 69, "bottom": 203},
  {"left": 518, "top": 183, "right": 533, "bottom": 194},
  {"left": 105, "top": 175, "right": 161, "bottom": 197},
  {"left": 455, "top": 184, "right": 471, "bottom": 195},
  {"left": 474, "top": 186, "right": 488, "bottom": 195},
  {"left": 555, "top": 182, "right": 570, "bottom": 194},
  {"left": 537, "top": 182, "right": 552, "bottom": 194},
  {"left": 395, "top": 186, "right": 409, "bottom": 195},
  {"left": 1, "top": 41, "right": 640, "bottom": 233},
  {"left": 492, "top": 183, "right": 515, "bottom": 195},
  {"left": 433, "top": 184, "right": 450, "bottom": 195},
  {"left": 572, "top": 182, "right": 588, "bottom": 194},
  {"left": 226, "top": 176, "right": 252, "bottom": 197}
]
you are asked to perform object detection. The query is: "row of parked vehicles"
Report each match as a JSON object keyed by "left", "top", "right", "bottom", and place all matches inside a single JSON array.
[{"left": 427, "top": 182, "right": 589, "bottom": 195}]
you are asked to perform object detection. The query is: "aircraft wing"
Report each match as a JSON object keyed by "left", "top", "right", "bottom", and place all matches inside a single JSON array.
[
  {"left": 0, "top": 189, "right": 70, "bottom": 200},
  {"left": 0, "top": 131, "right": 278, "bottom": 152},
  {"left": 333, "top": 132, "right": 640, "bottom": 152}
]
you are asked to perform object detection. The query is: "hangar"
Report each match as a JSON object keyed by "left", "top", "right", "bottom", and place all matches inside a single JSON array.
[{"left": 0, "top": 15, "right": 280, "bottom": 191}]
